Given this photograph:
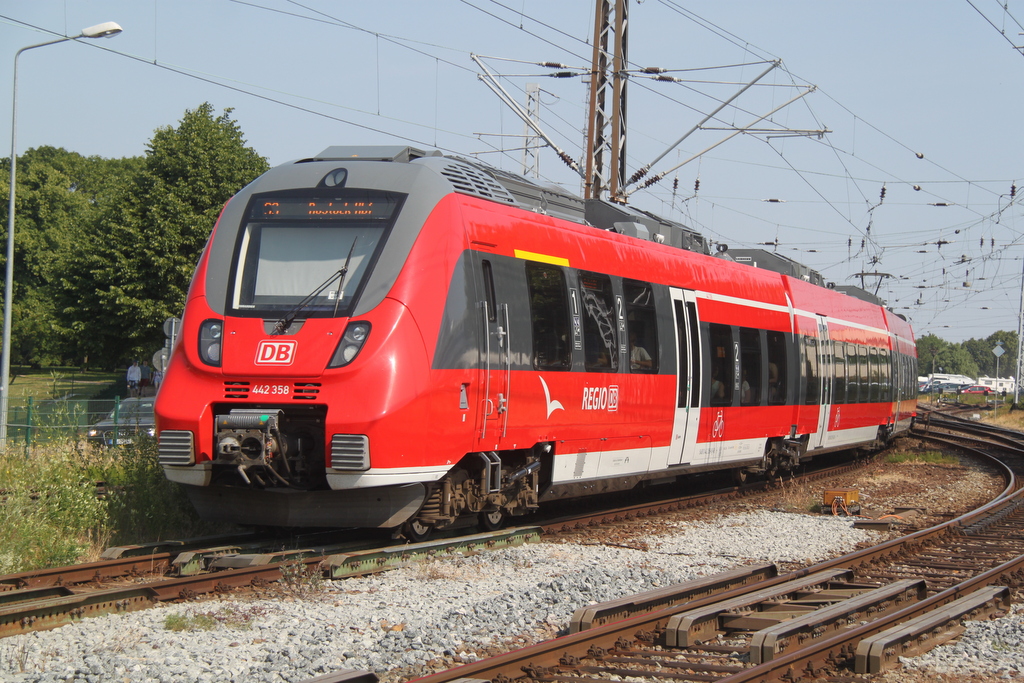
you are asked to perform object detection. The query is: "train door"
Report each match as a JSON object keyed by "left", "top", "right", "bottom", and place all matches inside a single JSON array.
[
  {"left": 668, "top": 288, "right": 702, "bottom": 465},
  {"left": 476, "top": 258, "right": 511, "bottom": 445},
  {"left": 808, "top": 316, "right": 833, "bottom": 450}
]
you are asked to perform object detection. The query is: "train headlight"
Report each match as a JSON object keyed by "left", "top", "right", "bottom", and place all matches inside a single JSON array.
[
  {"left": 328, "top": 321, "right": 371, "bottom": 368},
  {"left": 199, "top": 319, "right": 223, "bottom": 367}
]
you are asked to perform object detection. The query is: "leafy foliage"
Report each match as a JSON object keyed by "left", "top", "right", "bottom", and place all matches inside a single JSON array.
[
  {"left": 1, "top": 104, "right": 268, "bottom": 369},
  {"left": 0, "top": 147, "right": 142, "bottom": 366},
  {"left": 0, "top": 438, "right": 234, "bottom": 573},
  {"left": 918, "top": 330, "right": 1019, "bottom": 381},
  {"left": 0, "top": 447, "right": 108, "bottom": 572},
  {"left": 99, "top": 438, "right": 218, "bottom": 545}
]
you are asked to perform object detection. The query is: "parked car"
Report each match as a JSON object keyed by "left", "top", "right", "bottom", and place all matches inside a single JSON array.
[
  {"left": 87, "top": 398, "right": 155, "bottom": 446},
  {"left": 960, "top": 385, "right": 992, "bottom": 395}
]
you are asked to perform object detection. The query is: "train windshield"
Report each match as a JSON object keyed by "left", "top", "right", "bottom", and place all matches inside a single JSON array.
[{"left": 229, "top": 190, "right": 403, "bottom": 318}]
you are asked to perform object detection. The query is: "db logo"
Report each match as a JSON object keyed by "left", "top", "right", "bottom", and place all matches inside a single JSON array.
[{"left": 255, "top": 340, "right": 297, "bottom": 365}]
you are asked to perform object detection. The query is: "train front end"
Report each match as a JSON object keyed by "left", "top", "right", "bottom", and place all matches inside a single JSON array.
[{"left": 155, "top": 146, "right": 459, "bottom": 528}]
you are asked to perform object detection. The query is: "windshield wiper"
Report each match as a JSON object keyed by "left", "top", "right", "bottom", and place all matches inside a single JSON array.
[{"left": 273, "top": 239, "right": 358, "bottom": 335}]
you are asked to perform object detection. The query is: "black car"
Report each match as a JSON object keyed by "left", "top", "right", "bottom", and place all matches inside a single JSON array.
[{"left": 87, "top": 398, "right": 156, "bottom": 446}]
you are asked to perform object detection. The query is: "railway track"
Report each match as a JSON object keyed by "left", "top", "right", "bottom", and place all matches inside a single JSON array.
[
  {"left": 381, "top": 419, "right": 1024, "bottom": 683},
  {"left": 0, "top": 454, "right": 872, "bottom": 640}
]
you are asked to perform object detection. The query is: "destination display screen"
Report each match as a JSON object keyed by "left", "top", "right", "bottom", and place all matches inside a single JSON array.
[{"left": 250, "top": 194, "right": 400, "bottom": 221}]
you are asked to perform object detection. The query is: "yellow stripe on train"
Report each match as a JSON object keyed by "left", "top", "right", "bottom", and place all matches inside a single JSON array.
[{"left": 513, "top": 249, "right": 571, "bottom": 267}]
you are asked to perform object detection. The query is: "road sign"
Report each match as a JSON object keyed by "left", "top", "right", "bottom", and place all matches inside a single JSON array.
[{"left": 152, "top": 348, "right": 169, "bottom": 373}]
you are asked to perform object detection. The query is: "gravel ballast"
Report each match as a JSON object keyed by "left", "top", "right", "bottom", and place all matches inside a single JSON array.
[{"left": 0, "top": 510, "right": 1015, "bottom": 682}]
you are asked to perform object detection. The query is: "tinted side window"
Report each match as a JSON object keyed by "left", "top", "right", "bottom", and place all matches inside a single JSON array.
[
  {"left": 804, "top": 335, "right": 820, "bottom": 405},
  {"left": 709, "top": 323, "right": 733, "bottom": 406},
  {"left": 579, "top": 271, "right": 618, "bottom": 372},
  {"left": 869, "top": 347, "right": 880, "bottom": 403},
  {"left": 766, "top": 330, "right": 787, "bottom": 405},
  {"left": 739, "top": 327, "right": 761, "bottom": 405},
  {"left": 880, "top": 348, "right": 890, "bottom": 400},
  {"left": 526, "top": 264, "right": 571, "bottom": 371},
  {"left": 858, "top": 345, "right": 869, "bottom": 403},
  {"left": 624, "top": 280, "right": 658, "bottom": 373},
  {"left": 482, "top": 260, "right": 497, "bottom": 323},
  {"left": 833, "top": 341, "right": 846, "bottom": 405},
  {"left": 847, "top": 343, "right": 860, "bottom": 403}
]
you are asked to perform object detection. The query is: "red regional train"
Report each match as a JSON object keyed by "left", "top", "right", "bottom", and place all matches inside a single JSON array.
[{"left": 155, "top": 145, "right": 918, "bottom": 539}]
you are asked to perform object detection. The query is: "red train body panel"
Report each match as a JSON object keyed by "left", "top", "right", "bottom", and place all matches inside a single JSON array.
[{"left": 155, "top": 146, "right": 917, "bottom": 534}]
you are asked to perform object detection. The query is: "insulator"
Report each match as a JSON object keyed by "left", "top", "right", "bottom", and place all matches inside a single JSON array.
[
  {"left": 642, "top": 66, "right": 666, "bottom": 74},
  {"left": 628, "top": 167, "right": 649, "bottom": 185},
  {"left": 656, "top": 75, "right": 677, "bottom": 82},
  {"left": 992, "top": 238, "right": 996, "bottom": 248},
  {"left": 550, "top": 71, "right": 576, "bottom": 78},
  {"left": 641, "top": 175, "right": 663, "bottom": 189},
  {"left": 880, "top": 186, "right": 886, "bottom": 201},
  {"left": 541, "top": 62, "right": 569, "bottom": 68},
  {"left": 1012, "top": 183, "right": 1017, "bottom": 198},
  {"left": 672, "top": 177, "right": 678, "bottom": 192},
  {"left": 861, "top": 239, "right": 865, "bottom": 249},
  {"left": 694, "top": 178, "right": 700, "bottom": 193}
]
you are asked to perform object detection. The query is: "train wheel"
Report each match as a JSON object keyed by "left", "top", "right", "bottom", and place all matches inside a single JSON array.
[
  {"left": 478, "top": 508, "right": 507, "bottom": 532},
  {"left": 732, "top": 468, "right": 749, "bottom": 485},
  {"left": 403, "top": 519, "right": 433, "bottom": 543}
]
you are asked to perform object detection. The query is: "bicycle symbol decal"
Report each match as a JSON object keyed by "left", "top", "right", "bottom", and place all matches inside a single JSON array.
[{"left": 711, "top": 410, "right": 725, "bottom": 439}]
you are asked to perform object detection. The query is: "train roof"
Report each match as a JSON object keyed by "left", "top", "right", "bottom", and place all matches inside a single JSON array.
[{"left": 303, "top": 146, "right": 895, "bottom": 314}]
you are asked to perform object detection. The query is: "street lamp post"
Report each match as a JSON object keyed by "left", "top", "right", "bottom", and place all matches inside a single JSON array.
[{"left": 2, "top": 21, "right": 123, "bottom": 446}]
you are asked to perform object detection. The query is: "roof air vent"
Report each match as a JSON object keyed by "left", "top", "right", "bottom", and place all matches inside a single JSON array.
[{"left": 439, "top": 161, "right": 517, "bottom": 205}]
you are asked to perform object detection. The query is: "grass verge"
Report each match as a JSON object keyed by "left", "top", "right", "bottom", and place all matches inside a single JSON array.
[
  {"left": 0, "top": 439, "right": 235, "bottom": 573},
  {"left": 885, "top": 450, "right": 958, "bottom": 465}
]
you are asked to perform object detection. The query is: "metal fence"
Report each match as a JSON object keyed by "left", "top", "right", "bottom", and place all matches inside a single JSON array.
[{"left": 5, "top": 396, "right": 148, "bottom": 450}]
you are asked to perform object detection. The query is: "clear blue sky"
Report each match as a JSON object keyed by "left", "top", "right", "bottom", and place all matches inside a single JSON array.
[{"left": 2, "top": 1, "right": 1024, "bottom": 349}]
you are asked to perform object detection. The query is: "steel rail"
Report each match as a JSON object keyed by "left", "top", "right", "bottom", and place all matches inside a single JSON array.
[
  {"left": 0, "top": 451, "right": 878, "bottom": 639},
  {"left": 403, "top": 430, "right": 1022, "bottom": 683}
]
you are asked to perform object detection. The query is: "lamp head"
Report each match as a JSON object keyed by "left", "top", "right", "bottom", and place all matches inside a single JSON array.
[{"left": 81, "top": 22, "right": 123, "bottom": 39}]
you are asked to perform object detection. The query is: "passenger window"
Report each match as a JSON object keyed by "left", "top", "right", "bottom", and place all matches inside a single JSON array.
[
  {"left": 579, "top": 272, "right": 618, "bottom": 372},
  {"left": 624, "top": 280, "right": 658, "bottom": 373},
  {"left": 739, "top": 327, "right": 761, "bottom": 405},
  {"left": 526, "top": 263, "right": 571, "bottom": 371},
  {"left": 869, "top": 347, "right": 880, "bottom": 403},
  {"left": 482, "top": 260, "right": 496, "bottom": 323},
  {"left": 858, "top": 345, "right": 869, "bottom": 403},
  {"left": 832, "top": 341, "right": 846, "bottom": 405},
  {"left": 804, "top": 335, "right": 820, "bottom": 405},
  {"left": 848, "top": 343, "right": 861, "bottom": 403},
  {"left": 708, "top": 323, "right": 733, "bottom": 406},
  {"left": 766, "top": 330, "right": 787, "bottom": 405},
  {"left": 878, "top": 348, "right": 888, "bottom": 400}
]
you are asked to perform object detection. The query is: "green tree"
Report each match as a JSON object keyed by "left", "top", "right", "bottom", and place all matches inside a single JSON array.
[
  {"left": 963, "top": 331, "right": 1018, "bottom": 380},
  {"left": 914, "top": 333, "right": 947, "bottom": 377},
  {"left": 933, "top": 344, "right": 979, "bottom": 379},
  {"left": 0, "top": 147, "right": 140, "bottom": 366},
  {"left": 57, "top": 104, "right": 268, "bottom": 365}
]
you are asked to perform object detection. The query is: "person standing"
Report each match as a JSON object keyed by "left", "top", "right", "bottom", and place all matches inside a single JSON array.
[
  {"left": 126, "top": 361, "right": 141, "bottom": 398},
  {"left": 140, "top": 360, "right": 152, "bottom": 396}
]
